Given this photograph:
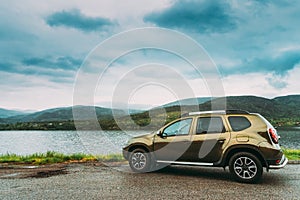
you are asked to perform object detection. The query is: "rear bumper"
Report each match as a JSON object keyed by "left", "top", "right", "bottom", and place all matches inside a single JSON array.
[{"left": 268, "top": 155, "right": 288, "bottom": 169}]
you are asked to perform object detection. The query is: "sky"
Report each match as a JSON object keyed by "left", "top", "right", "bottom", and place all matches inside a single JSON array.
[{"left": 0, "top": 0, "right": 300, "bottom": 111}]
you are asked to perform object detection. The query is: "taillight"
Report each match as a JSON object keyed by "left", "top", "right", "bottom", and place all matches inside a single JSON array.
[{"left": 268, "top": 128, "right": 278, "bottom": 144}]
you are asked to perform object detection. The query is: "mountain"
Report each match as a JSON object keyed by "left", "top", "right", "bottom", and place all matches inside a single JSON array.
[
  {"left": 130, "top": 95, "right": 300, "bottom": 128},
  {"left": 0, "top": 95, "right": 299, "bottom": 130},
  {"left": 0, "top": 108, "right": 30, "bottom": 118},
  {"left": 161, "top": 97, "right": 213, "bottom": 107},
  {"left": 207, "top": 95, "right": 300, "bottom": 118},
  {"left": 273, "top": 95, "right": 300, "bottom": 110},
  {"left": 0, "top": 106, "right": 126, "bottom": 124},
  {"left": 198, "top": 96, "right": 281, "bottom": 118},
  {"left": 156, "top": 95, "right": 300, "bottom": 118}
]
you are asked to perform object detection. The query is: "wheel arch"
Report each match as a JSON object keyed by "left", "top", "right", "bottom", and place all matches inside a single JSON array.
[
  {"left": 128, "top": 143, "right": 151, "bottom": 153},
  {"left": 222, "top": 145, "right": 267, "bottom": 168}
]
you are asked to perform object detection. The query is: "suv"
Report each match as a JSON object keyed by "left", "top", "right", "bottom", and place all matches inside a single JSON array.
[{"left": 123, "top": 110, "right": 288, "bottom": 183}]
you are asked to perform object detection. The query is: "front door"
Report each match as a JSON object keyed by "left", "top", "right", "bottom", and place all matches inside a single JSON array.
[{"left": 153, "top": 118, "right": 193, "bottom": 162}]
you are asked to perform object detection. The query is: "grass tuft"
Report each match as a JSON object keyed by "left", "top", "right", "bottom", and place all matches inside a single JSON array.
[
  {"left": 0, "top": 151, "right": 97, "bottom": 165},
  {"left": 0, "top": 151, "right": 125, "bottom": 165},
  {"left": 283, "top": 149, "right": 300, "bottom": 160},
  {"left": 96, "top": 154, "right": 125, "bottom": 162}
]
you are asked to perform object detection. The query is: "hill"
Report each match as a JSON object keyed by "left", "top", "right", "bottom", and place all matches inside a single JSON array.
[
  {"left": 0, "top": 108, "right": 29, "bottom": 118},
  {"left": 157, "top": 95, "right": 300, "bottom": 119},
  {"left": 0, "top": 106, "right": 126, "bottom": 124},
  {"left": 161, "top": 97, "right": 213, "bottom": 107},
  {"left": 0, "top": 95, "right": 299, "bottom": 130},
  {"left": 129, "top": 95, "right": 300, "bottom": 129}
]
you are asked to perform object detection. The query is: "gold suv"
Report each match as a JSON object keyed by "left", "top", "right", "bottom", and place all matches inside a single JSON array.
[{"left": 123, "top": 110, "right": 288, "bottom": 183}]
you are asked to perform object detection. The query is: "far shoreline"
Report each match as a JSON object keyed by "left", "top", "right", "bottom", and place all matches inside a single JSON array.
[{"left": 0, "top": 125, "right": 299, "bottom": 131}]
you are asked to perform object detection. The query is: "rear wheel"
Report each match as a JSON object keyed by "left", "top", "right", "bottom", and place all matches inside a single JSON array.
[
  {"left": 229, "top": 152, "right": 263, "bottom": 183},
  {"left": 129, "top": 148, "right": 151, "bottom": 172}
]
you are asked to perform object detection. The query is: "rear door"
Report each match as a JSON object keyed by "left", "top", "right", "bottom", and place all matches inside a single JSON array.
[{"left": 185, "top": 116, "right": 230, "bottom": 163}]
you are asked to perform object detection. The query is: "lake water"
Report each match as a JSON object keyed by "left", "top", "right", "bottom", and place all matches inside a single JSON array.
[
  {"left": 0, "top": 130, "right": 148, "bottom": 156},
  {"left": 0, "top": 128, "right": 299, "bottom": 155}
]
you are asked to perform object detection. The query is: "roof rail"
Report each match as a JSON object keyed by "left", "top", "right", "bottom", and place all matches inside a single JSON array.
[
  {"left": 182, "top": 109, "right": 249, "bottom": 117},
  {"left": 226, "top": 109, "right": 249, "bottom": 114},
  {"left": 188, "top": 110, "right": 226, "bottom": 116}
]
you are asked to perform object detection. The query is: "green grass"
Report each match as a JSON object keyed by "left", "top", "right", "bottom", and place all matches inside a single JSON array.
[
  {"left": 0, "top": 151, "right": 125, "bottom": 165},
  {"left": 96, "top": 153, "right": 125, "bottom": 162},
  {"left": 283, "top": 149, "right": 300, "bottom": 160},
  {"left": 0, "top": 149, "right": 298, "bottom": 165},
  {"left": 0, "top": 151, "right": 97, "bottom": 165}
]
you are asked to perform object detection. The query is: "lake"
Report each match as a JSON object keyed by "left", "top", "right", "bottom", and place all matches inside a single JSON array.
[
  {"left": 0, "top": 130, "right": 148, "bottom": 156},
  {"left": 0, "top": 128, "right": 299, "bottom": 155}
]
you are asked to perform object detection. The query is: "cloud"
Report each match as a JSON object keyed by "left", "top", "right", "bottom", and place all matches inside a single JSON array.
[
  {"left": 251, "top": 0, "right": 291, "bottom": 7},
  {"left": 0, "top": 1, "right": 299, "bottom": 110},
  {"left": 144, "top": 0, "right": 237, "bottom": 33},
  {"left": 46, "top": 9, "right": 116, "bottom": 32},
  {"left": 266, "top": 74, "right": 288, "bottom": 89},
  {"left": 0, "top": 65, "right": 74, "bottom": 80},
  {"left": 0, "top": 71, "right": 74, "bottom": 110},
  {"left": 22, "top": 56, "right": 82, "bottom": 70},
  {"left": 219, "top": 50, "right": 300, "bottom": 89},
  {"left": 220, "top": 50, "right": 300, "bottom": 77},
  {"left": 0, "top": 56, "right": 81, "bottom": 83},
  {"left": 221, "top": 67, "right": 300, "bottom": 97},
  {"left": 0, "top": 28, "right": 37, "bottom": 41},
  {"left": 0, "top": 62, "right": 15, "bottom": 72}
]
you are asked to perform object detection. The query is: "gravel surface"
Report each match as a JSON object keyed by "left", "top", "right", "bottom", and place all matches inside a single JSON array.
[{"left": 0, "top": 163, "right": 299, "bottom": 200}]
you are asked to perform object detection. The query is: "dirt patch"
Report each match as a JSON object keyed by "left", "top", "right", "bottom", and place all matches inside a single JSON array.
[
  {"left": 0, "top": 161, "right": 106, "bottom": 179},
  {"left": 0, "top": 163, "right": 68, "bottom": 179}
]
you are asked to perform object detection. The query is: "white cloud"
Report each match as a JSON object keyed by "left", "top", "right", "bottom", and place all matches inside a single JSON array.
[
  {"left": 221, "top": 66, "right": 300, "bottom": 98},
  {"left": 0, "top": 72, "right": 74, "bottom": 110}
]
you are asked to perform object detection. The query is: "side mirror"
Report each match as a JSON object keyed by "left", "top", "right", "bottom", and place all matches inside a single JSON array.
[
  {"left": 222, "top": 126, "right": 226, "bottom": 133},
  {"left": 157, "top": 130, "right": 167, "bottom": 138},
  {"left": 157, "top": 130, "right": 161, "bottom": 136}
]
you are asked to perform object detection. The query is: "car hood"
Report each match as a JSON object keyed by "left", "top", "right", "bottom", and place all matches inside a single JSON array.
[
  {"left": 131, "top": 132, "right": 156, "bottom": 140},
  {"left": 123, "top": 132, "right": 156, "bottom": 149}
]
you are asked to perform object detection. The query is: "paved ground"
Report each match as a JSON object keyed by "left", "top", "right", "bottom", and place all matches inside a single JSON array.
[{"left": 0, "top": 163, "right": 299, "bottom": 199}]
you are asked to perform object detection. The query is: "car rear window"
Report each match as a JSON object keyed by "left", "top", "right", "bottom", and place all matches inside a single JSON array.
[{"left": 228, "top": 116, "right": 251, "bottom": 131}]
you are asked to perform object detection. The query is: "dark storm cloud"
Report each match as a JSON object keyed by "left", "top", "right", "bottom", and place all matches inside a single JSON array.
[
  {"left": 239, "top": 51, "right": 300, "bottom": 75},
  {"left": 144, "top": 0, "right": 237, "bottom": 33},
  {"left": 46, "top": 9, "right": 116, "bottom": 32},
  {"left": 22, "top": 56, "right": 82, "bottom": 70},
  {"left": 0, "top": 56, "right": 82, "bottom": 82}
]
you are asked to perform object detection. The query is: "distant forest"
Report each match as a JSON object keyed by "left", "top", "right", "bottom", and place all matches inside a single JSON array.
[{"left": 0, "top": 95, "right": 299, "bottom": 130}]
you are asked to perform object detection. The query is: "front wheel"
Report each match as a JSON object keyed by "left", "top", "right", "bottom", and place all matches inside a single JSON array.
[
  {"left": 229, "top": 152, "right": 263, "bottom": 183},
  {"left": 129, "top": 148, "right": 151, "bottom": 172}
]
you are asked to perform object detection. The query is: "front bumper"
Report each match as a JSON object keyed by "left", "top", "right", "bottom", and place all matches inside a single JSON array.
[
  {"left": 122, "top": 148, "right": 129, "bottom": 160},
  {"left": 268, "top": 155, "right": 288, "bottom": 169}
]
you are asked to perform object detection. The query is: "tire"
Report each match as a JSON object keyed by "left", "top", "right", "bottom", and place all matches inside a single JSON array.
[
  {"left": 129, "top": 148, "right": 151, "bottom": 173},
  {"left": 229, "top": 152, "right": 263, "bottom": 183}
]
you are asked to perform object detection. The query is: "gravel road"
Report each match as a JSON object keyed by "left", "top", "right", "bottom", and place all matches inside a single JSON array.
[{"left": 0, "top": 163, "right": 299, "bottom": 200}]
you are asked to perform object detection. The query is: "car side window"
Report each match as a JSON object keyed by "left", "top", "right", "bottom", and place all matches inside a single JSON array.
[
  {"left": 163, "top": 118, "right": 192, "bottom": 137},
  {"left": 228, "top": 116, "right": 251, "bottom": 131},
  {"left": 196, "top": 117, "right": 225, "bottom": 134}
]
